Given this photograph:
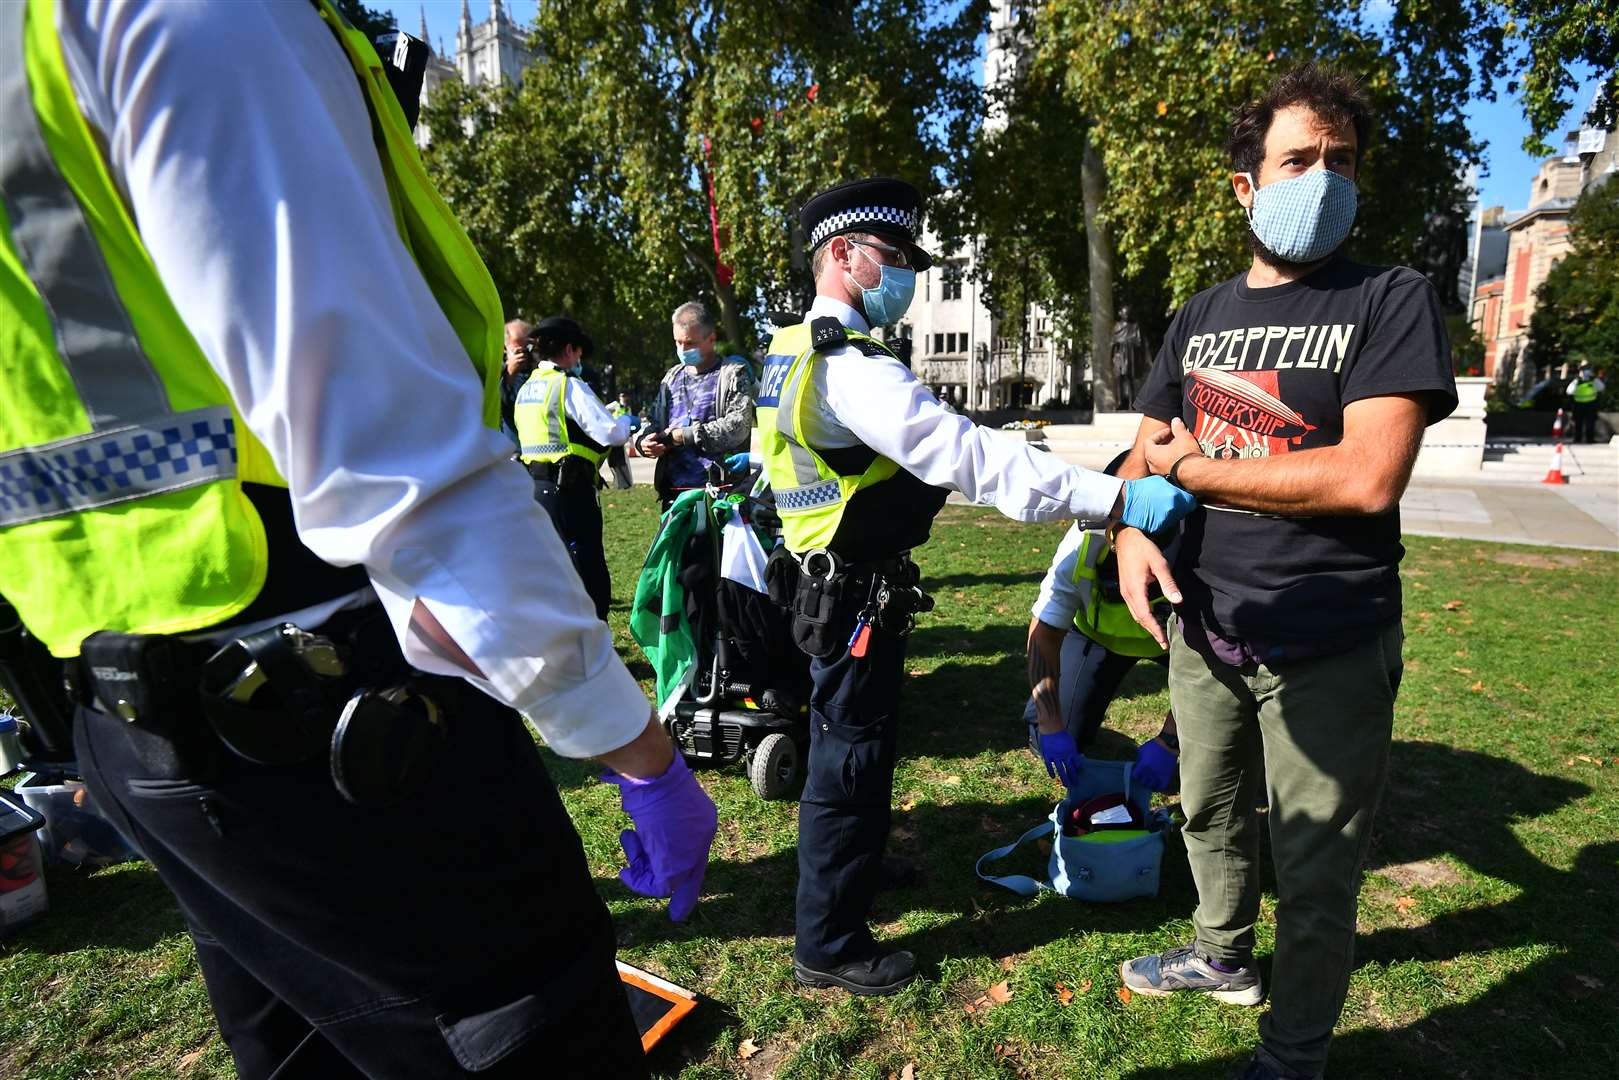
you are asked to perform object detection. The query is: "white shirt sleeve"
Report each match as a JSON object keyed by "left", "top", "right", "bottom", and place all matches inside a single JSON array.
[
  {"left": 58, "top": 0, "right": 648, "bottom": 758},
  {"left": 565, "top": 377, "right": 633, "bottom": 446},
  {"left": 1031, "top": 524, "right": 1093, "bottom": 630},
  {"left": 821, "top": 349, "right": 1123, "bottom": 523}
]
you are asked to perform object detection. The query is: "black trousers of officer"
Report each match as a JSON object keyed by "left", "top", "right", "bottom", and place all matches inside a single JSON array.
[
  {"left": 1571, "top": 400, "right": 1598, "bottom": 443},
  {"left": 532, "top": 469, "right": 611, "bottom": 621},
  {"left": 795, "top": 606, "right": 907, "bottom": 970},
  {"left": 75, "top": 675, "right": 646, "bottom": 1079}
]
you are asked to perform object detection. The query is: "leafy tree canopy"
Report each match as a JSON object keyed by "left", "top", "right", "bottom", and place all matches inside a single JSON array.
[{"left": 1528, "top": 177, "right": 1619, "bottom": 374}]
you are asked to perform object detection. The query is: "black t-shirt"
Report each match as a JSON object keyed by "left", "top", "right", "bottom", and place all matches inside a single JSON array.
[{"left": 1134, "top": 258, "right": 1458, "bottom": 645}]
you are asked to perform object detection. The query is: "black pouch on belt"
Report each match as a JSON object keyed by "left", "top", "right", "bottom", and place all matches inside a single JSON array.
[
  {"left": 78, "top": 630, "right": 215, "bottom": 776},
  {"left": 330, "top": 682, "right": 448, "bottom": 806},
  {"left": 790, "top": 569, "right": 849, "bottom": 658}
]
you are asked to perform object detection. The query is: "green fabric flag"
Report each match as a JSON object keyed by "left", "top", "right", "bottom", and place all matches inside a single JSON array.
[{"left": 630, "top": 490, "right": 707, "bottom": 716}]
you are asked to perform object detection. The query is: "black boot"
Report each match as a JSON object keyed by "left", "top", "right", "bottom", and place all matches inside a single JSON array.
[{"left": 793, "top": 950, "right": 917, "bottom": 996}]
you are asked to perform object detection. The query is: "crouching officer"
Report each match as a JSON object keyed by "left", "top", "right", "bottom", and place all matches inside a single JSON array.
[
  {"left": 759, "top": 177, "right": 1197, "bottom": 995},
  {"left": 0, "top": 3, "right": 714, "bottom": 1076},
  {"left": 513, "top": 316, "right": 633, "bottom": 620}
]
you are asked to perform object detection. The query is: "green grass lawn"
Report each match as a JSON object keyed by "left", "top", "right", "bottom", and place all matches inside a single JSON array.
[{"left": 3, "top": 487, "right": 1616, "bottom": 1078}]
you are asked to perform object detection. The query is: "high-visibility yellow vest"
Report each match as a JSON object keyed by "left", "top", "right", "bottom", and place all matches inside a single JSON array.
[
  {"left": 513, "top": 366, "right": 608, "bottom": 467},
  {"left": 1572, "top": 379, "right": 1599, "bottom": 404},
  {"left": 0, "top": 0, "right": 504, "bottom": 657},
  {"left": 1069, "top": 530, "right": 1167, "bottom": 659},
  {"left": 756, "top": 319, "right": 901, "bottom": 553}
]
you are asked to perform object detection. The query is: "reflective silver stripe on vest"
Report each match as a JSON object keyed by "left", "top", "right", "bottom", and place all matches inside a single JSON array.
[
  {"left": 520, "top": 442, "right": 567, "bottom": 457},
  {"left": 774, "top": 351, "right": 827, "bottom": 487},
  {"left": 0, "top": 1, "right": 172, "bottom": 431},
  {"left": 0, "top": 406, "right": 237, "bottom": 527}
]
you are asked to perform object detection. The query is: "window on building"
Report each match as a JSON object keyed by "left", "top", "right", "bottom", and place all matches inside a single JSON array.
[
  {"left": 933, "top": 333, "right": 945, "bottom": 355},
  {"left": 941, "top": 269, "right": 963, "bottom": 301}
]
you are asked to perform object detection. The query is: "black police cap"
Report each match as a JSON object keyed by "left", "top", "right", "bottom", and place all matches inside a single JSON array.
[
  {"left": 533, "top": 315, "right": 594, "bottom": 359},
  {"left": 800, "top": 177, "right": 933, "bottom": 272}
]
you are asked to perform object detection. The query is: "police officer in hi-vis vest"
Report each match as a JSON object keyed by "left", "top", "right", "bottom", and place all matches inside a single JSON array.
[
  {"left": 513, "top": 315, "right": 633, "bottom": 620},
  {"left": 0, "top": 3, "right": 715, "bottom": 1076},
  {"left": 760, "top": 178, "right": 1196, "bottom": 995}
]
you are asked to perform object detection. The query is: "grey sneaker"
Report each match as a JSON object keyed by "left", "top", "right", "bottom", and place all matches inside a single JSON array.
[{"left": 1119, "top": 944, "right": 1264, "bottom": 1006}]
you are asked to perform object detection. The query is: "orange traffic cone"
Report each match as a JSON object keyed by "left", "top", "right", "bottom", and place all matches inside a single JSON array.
[
  {"left": 1542, "top": 442, "right": 1568, "bottom": 484},
  {"left": 1552, "top": 407, "right": 1565, "bottom": 439}
]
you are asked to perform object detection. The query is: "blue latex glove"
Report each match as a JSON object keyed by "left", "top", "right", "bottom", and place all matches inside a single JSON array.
[
  {"left": 1120, "top": 476, "right": 1197, "bottom": 535},
  {"left": 723, "top": 452, "right": 754, "bottom": 474},
  {"left": 1131, "top": 738, "right": 1178, "bottom": 792},
  {"left": 1038, "top": 729, "right": 1085, "bottom": 787},
  {"left": 601, "top": 752, "right": 717, "bottom": 922}
]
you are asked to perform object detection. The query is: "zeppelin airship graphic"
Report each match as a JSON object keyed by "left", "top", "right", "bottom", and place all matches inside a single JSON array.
[{"left": 1186, "top": 368, "right": 1316, "bottom": 442}]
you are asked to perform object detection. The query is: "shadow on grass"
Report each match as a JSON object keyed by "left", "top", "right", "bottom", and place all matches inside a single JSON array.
[
  {"left": 1120, "top": 741, "right": 1612, "bottom": 1080},
  {"left": 5, "top": 860, "right": 185, "bottom": 955}
]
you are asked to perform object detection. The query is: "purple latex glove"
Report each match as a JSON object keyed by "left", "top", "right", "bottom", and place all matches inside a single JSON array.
[
  {"left": 1132, "top": 738, "right": 1178, "bottom": 792},
  {"left": 1038, "top": 729, "right": 1085, "bottom": 787},
  {"left": 601, "top": 752, "right": 717, "bottom": 922}
]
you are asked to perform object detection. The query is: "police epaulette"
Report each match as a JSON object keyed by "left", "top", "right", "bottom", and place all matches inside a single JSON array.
[{"left": 810, "top": 317, "right": 847, "bottom": 350}]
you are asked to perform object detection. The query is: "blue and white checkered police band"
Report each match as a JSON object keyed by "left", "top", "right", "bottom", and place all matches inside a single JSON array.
[
  {"left": 809, "top": 205, "right": 920, "bottom": 250},
  {"left": 1243, "top": 169, "right": 1358, "bottom": 264},
  {"left": 0, "top": 406, "right": 238, "bottom": 527},
  {"left": 775, "top": 479, "right": 842, "bottom": 514}
]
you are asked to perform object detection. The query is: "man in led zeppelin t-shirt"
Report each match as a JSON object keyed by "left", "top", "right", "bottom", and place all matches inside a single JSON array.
[{"left": 1108, "top": 65, "right": 1457, "bottom": 1080}]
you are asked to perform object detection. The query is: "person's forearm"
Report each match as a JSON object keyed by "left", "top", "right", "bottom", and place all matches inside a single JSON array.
[
  {"left": 1172, "top": 438, "right": 1415, "bottom": 516},
  {"left": 692, "top": 397, "right": 753, "bottom": 453},
  {"left": 1026, "top": 618, "right": 1067, "bottom": 734},
  {"left": 597, "top": 712, "right": 677, "bottom": 781}
]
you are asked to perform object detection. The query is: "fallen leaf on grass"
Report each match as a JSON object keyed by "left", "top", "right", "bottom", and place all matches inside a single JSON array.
[
  {"left": 1117, "top": 986, "right": 1133, "bottom": 1003},
  {"left": 996, "top": 1043, "right": 1017, "bottom": 1057},
  {"left": 963, "top": 1001, "right": 977, "bottom": 1015},
  {"left": 1079, "top": 978, "right": 1093, "bottom": 994},
  {"left": 737, "top": 1038, "right": 761, "bottom": 1060},
  {"left": 987, "top": 980, "right": 1013, "bottom": 1003},
  {"left": 179, "top": 1050, "right": 207, "bottom": 1072},
  {"left": 1571, "top": 754, "right": 1605, "bottom": 767},
  {"left": 943, "top": 775, "right": 962, "bottom": 785},
  {"left": 1000, "top": 956, "right": 1016, "bottom": 972},
  {"left": 901, "top": 1065, "right": 917, "bottom": 1080},
  {"left": 1469, "top": 681, "right": 1485, "bottom": 692},
  {"left": 1452, "top": 666, "right": 1474, "bottom": 675},
  {"left": 1395, "top": 895, "right": 1418, "bottom": 914},
  {"left": 1575, "top": 974, "right": 1604, "bottom": 989},
  {"left": 1442, "top": 599, "right": 1465, "bottom": 611},
  {"left": 1055, "top": 982, "right": 1074, "bottom": 1005}
]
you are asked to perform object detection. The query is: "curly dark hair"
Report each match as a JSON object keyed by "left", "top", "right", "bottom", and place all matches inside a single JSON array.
[{"left": 1226, "top": 63, "right": 1373, "bottom": 177}]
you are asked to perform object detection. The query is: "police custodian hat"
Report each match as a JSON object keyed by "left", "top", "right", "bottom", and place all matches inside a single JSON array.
[
  {"left": 800, "top": 177, "right": 933, "bottom": 272},
  {"left": 533, "top": 315, "right": 594, "bottom": 359}
]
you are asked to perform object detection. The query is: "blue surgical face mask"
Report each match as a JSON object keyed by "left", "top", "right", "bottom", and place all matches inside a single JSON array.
[
  {"left": 847, "top": 243, "right": 916, "bottom": 327},
  {"left": 1241, "top": 168, "right": 1357, "bottom": 264},
  {"left": 677, "top": 346, "right": 704, "bottom": 367}
]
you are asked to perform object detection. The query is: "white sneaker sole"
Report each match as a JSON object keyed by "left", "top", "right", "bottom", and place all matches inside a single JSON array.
[{"left": 1118, "top": 959, "right": 1265, "bottom": 1006}]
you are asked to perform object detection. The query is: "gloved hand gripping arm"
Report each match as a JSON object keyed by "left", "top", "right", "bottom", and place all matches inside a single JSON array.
[{"left": 1131, "top": 711, "right": 1180, "bottom": 792}]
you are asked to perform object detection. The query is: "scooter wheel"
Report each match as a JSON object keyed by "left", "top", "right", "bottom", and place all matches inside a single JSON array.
[{"left": 748, "top": 732, "right": 801, "bottom": 800}]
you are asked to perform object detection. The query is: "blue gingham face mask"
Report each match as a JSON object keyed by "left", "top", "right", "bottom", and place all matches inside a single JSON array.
[{"left": 1242, "top": 168, "right": 1357, "bottom": 263}]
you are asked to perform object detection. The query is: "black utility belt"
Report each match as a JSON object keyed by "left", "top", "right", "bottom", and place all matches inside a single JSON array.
[
  {"left": 526, "top": 456, "right": 600, "bottom": 488},
  {"left": 787, "top": 548, "right": 935, "bottom": 659},
  {"left": 71, "top": 608, "right": 448, "bottom": 806}
]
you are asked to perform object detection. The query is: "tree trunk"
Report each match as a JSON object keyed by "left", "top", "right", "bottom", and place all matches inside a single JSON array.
[
  {"left": 1080, "top": 131, "right": 1117, "bottom": 413},
  {"left": 683, "top": 240, "right": 746, "bottom": 351}
]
